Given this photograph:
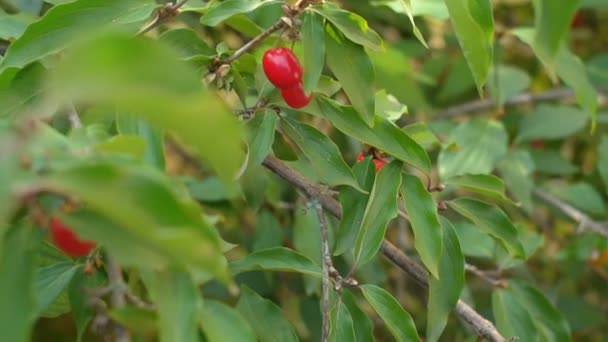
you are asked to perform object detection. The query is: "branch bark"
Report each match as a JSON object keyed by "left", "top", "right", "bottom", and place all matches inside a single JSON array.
[
  {"left": 314, "top": 203, "right": 331, "bottom": 342},
  {"left": 262, "top": 155, "right": 506, "bottom": 342},
  {"left": 105, "top": 255, "right": 130, "bottom": 342}
]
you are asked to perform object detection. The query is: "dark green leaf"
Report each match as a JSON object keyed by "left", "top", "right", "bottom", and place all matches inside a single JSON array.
[
  {"left": 533, "top": 0, "right": 580, "bottom": 67},
  {"left": 69, "top": 269, "right": 106, "bottom": 342},
  {"left": 108, "top": 307, "right": 158, "bottom": 336},
  {"left": 448, "top": 198, "right": 525, "bottom": 257},
  {"left": 445, "top": 174, "right": 511, "bottom": 203},
  {"left": 342, "top": 290, "right": 374, "bottom": 342},
  {"left": 599, "top": 135, "right": 608, "bottom": 194},
  {"left": 252, "top": 210, "right": 283, "bottom": 251},
  {"left": 230, "top": 247, "right": 323, "bottom": 276},
  {"left": 361, "top": 284, "right": 420, "bottom": 342},
  {"left": 325, "top": 25, "right": 375, "bottom": 126},
  {"left": 497, "top": 150, "right": 535, "bottom": 211},
  {"left": 313, "top": 96, "right": 431, "bottom": 174},
  {"left": 517, "top": 105, "right": 588, "bottom": 142},
  {"left": 334, "top": 157, "right": 375, "bottom": 256},
  {"left": 444, "top": 0, "right": 494, "bottom": 94},
  {"left": 400, "top": 174, "right": 442, "bottom": 278},
  {"left": 35, "top": 261, "right": 78, "bottom": 315},
  {"left": 145, "top": 269, "right": 201, "bottom": 342},
  {"left": 529, "top": 150, "right": 577, "bottom": 176},
  {"left": 302, "top": 11, "right": 325, "bottom": 93},
  {"left": 426, "top": 218, "right": 465, "bottom": 342},
  {"left": 492, "top": 288, "right": 539, "bottom": 341},
  {"left": 438, "top": 119, "right": 508, "bottom": 180},
  {"left": 0, "top": 224, "right": 37, "bottom": 342},
  {"left": 200, "top": 300, "right": 256, "bottom": 342},
  {"left": 246, "top": 110, "right": 277, "bottom": 166},
  {"left": 281, "top": 116, "right": 362, "bottom": 190},
  {"left": 354, "top": 161, "right": 402, "bottom": 265},
  {"left": 329, "top": 301, "right": 355, "bottom": 342},
  {"left": 0, "top": 0, "right": 157, "bottom": 72},
  {"left": 200, "top": 0, "right": 279, "bottom": 26},
  {"left": 237, "top": 286, "right": 298, "bottom": 342},
  {"left": 313, "top": 4, "right": 383, "bottom": 51}
]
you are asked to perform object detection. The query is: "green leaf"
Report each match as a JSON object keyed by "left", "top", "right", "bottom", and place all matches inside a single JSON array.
[
  {"left": 426, "top": 218, "right": 465, "bottom": 342},
  {"left": 158, "top": 29, "right": 215, "bottom": 59},
  {"left": 302, "top": 11, "right": 325, "bottom": 93},
  {"left": 49, "top": 34, "right": 244, "bottom": 182},
  {"left": 200, "top": 300, "right": 256, "bottom": 342},
  {"left": 237, "top": 286, "right": 298, "bottom": 342},
  {"left": 517, "top": 105, "right": 588, "bottom": 142},
  {"left": 448, "top": 198, "right": 525, "bottom": 258},
  {"left": 0, "top": 0, "right": 157, "bottom": 72},
  {"left": 69, "top": 269, "right": 106, "bottom": 342},
  {"left": 354, "top": 161, "right": 402, "bottom": 265},
  {"left": 401, "top": 123, "right": 440, "bottom": 150},
  {"left": 115, "top": 113, "right": 165, "bottom": 170},
  {"left": 146, "top": 270, "right": 202, "bottom": 342},
  {"left": 35, "top": 261, "right": 78, "bottom": 315},
  {"left": 186, "top": 177, "right": 241, "bottom": 202},
  {"left": 252, "top": 210, "right": 283, "bottom": 251},
  {"left": 508, "top": 281, "right": 571, "bottom": 341},
  {"left": 361, "top": 284, "right": 420, "bottom": 342},
  {"left": 0, "top": 224, "right": 37, "bottom": 342},
  {"left": 599, "top": 135, "right": 608, "bottom": 194},
  {"left": 342, "top": 290, "right": 374, "bottom": 342},
  {"left": 329, "top": 301, "right": 355, "bottom": 342},
  {"left": 200, "top": 0, "right": 279, "bottom": 26},
  {"left": 375, "top": 89, "right": 408, "bottom": 121},
  {"left": 0, "top": 62, "right": 45, "bottom": 118},
  {"left": 246, "top": 110, "right": 277, "bottom": 166},
  {"left": 293, "top": 206, "right": 322, "bottom": 295},
  {"left": 335, "top": 157, "right": 376, "bottom": 256},
  {"left": 313, "top": 4, "right": 383, "bottom": 51},
  {"left": 281, "top": 116, "right": 362, "bottom": 190},
  {"left": 497, "top": 150, "right": 535, "bottom": 211},
  {"left": 325, "top": 25, "right": 375, "bottom": 126},
  {"left": 0, "top": 13, "right": 34, "bottom": 40},
  {"left": 488, "top": 65, "right": 531, "bottom": 105},
  {"left": 314, "top": 96, "right": 431, "bottom": 174},
  {"left": 529, "top": 150, "right": 577, "bottom": 176},
  {"left": 400, "top": 174, "right": 442, "bottom": 278},
  {"left": 396, "top": 0, "right": 428, "bottom": 47},
  {"left": 438, "top": 119, "right": 508, "bottom": 180},
  {"left": 108, "top": 307, "right": 158, "bottom": 336},
  {"left": 451, "top": 222, "right": 495, "bottom": 259},
  {"left": 443, "top": 0, "right": 494, "bottom": 94},
  {"left": 492, "top": 288, "right": 539, "bottom": 341},
  {"left": 43, "top": 161, "right": 229, "bottom": 282},
  {"left": 445, "top": 174, "right": 511, "bottom": 203},
  {"left": 587, "top": 54, "right": 608, "bottom": 89},
  {"left": 543, "top": 181, "right": 607, "bottom": 217},
  {"left": 533, "top": 0, "right": 581, "bottom": 67},
  {"left": 230, "top": 247, "right": 323, "bottom": 276}
]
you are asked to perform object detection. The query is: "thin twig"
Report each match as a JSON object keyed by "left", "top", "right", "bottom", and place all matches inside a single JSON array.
[
  {"left": 105, "top": 255, "right": 130, "bottom": 342},
  {"left": 314, "top": 202, "right": 331, "bottom": 342},
  {"left": 137, "top": 0, "right": 190, "bottom": 36},
  {"left": 465, "top": 264, "right": 507, "bottom": 288},
  {"left": 261, "top": 155, "right": 506, "bottom": 342},
  {"left": 223, "top": 20, "right": 288, "bottom": 65},
  {"left": 533, "top": 188, "right": 608, "bottom": 239}
]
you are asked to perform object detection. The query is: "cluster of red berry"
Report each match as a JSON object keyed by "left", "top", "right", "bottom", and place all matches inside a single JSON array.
[
  {"left": 262, "top": 48, "right": 312, "bottom": 109},
  {"left": 356, "top": 152, "right": 388, "bottom": 173}
]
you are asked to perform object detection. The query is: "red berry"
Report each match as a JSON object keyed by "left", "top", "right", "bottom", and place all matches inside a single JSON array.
[
  {"left": 356, "top": 152, "right": 387, "bottom": 173},
  {"left": 281, "top": 83, "right": 312, "bottom": 109},
  {"left": 356, "top": 152, "right": 365, "bottom": 163},
  {"left": 50, "top": 218, "right": 95, "bottom": 258},
  {"left": 571, "top": 12, "right": 584, "bottom": 28},
  {"left": 262, "top": 48, "right": 303, "bottom": 89}
]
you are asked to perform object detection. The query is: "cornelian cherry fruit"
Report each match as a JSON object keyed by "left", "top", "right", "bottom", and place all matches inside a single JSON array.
[
  {"left": 50, "top": 218, "right": 96, "bottom": 258},
  {"left": 281, "top": 82, "right": 312, "bottom": 109},
  {"left": 356, "top": 152, "right": 387, "bottom": 173},
  {"left": 262, "top": 48, "right": 303, "bottom": 89}
]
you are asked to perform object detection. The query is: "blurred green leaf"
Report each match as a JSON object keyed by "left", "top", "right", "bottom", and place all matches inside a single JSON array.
[
  {"left": 246, "top": 110, "right": 277, "bottom": 167},
  {"left": 438, "top": 119, "right": 508, "bottom": 180},
  {"left": 69, "top": 268, "right": 106, "bottom": 342},
  {"left": 543, "top": 181, "right": 607, "bottom": 217},
  {"left": 313, "top": 97, "right": 431, "bottom": 174},
  {"left": 200, "top": 300, "right": 256, "bottom": 342},
  {"left": 448, "top": 198, "right": 525, "bottom": 258},
  {"left": 492, "top": 288, "right": 539, "bottom": 341},
  {"left": 0, "top": 224, "right": 37, "bottom": 342},
  {"left": 445, "top": 174, "right": 511, "bottom": 203},
  {"left": 557, "top": 297, "right": 606, "bottom": 332},
  {"left": 375, "top": 89, "right": 408, "bottom": 121},
  {"left": 598, "top": 135, "right": 608, "bottom": 194},
  {"left": 444, "top": 0, "right": 494, "bottom": 94},
  {"left": 335, "top": 157, "right": 375, "bottom": 256},
  {"left": 313, "top": 4, "right": 383, "bottom": 51},
  {"left": 587, "top": 54, "right": 608, "bottom": 89},
  {"left": 400, "top": 174, "right": 442, "bottom": 278},
  {"left": 402, "top": 123, "right": 440, "bottom": 150},
  {"left": 0, "top": 62, "right": 45, "bottom": 118},
  {"left": 451, "top": 222, "right": 494, "bottom": 259},
  {"left": 115, "top": 114, "right": 165, "bottom": 170},
  {"left": 35, "top": 261, "right": 78, "bottom": 316},
  {"left": 325, "top": 25, "right": 375, "bottom": 126},
  {"left": 488, "top": 65, "right": 530, "bottom": 105},
  {"left": 49, "top": 35, "right": 244, "bottom": 182},
  {"left": 146, "top": 269, "right": 201, "bottom": 342},
  {"left": 158, "top": 29, "right": 215, "bottom": 59},
  {"left": 371, "top": 0, "right": 428, "bottom": 46},
  {"left": 200, "top": 0, "right": 279, "bottom": 26},
  {"left": 426, "top": 218, "right": 464, "bottom": 342},
  {"left": 361, "top": 284, "right": 420, "bottom": 342},
  {"left": 186, "top": 177, "right": 241, "bottom": 202},
  {"left": 355, "top": 161, "right": 402, "bottom": 266},
  {"left": 302, "top": 11, "right": 325, "bottom": 93},
  {"left": 237, "top": 285, "right": 298, "bottom": 342},
  {"left": 0, "top": 0, "right": 156, "bottom": 72},
  {"left": 230, "top": 247, "right": 323, "bottom": 276},
  {"left": 533, "top": 0, "right": 580, "bottom": 68},
  {"left": 497, "top": 150, "right": 535, "bottom": 212},
  {"left": 529, "top": 150, "right": 577, "bottom": 176},
  {"left": 225, "top": 15, "right": 263, "bottom": 38},
  {"left": 329, "top": 301, "right": 355, "bottom": 342},
  {"left": 108, "top": 307, "right": 158, "bottom": 336},
  {"left": 252, "top": 210, "right": 283, "bottom": 251},
  {"left": 342, "top": 290, "right": 374, "bottom": 342},
  {"left": 0, "top": 13, "right": 34, "bottom": 40},
  {"left": 293, "top": 206, "right": 322, "bottom": 295},
  {"left": 517, "top": 105, "right": 588, "bottom": 142},
  {"left": 281, "top": 116, "right": 362, "bottom": 190}
]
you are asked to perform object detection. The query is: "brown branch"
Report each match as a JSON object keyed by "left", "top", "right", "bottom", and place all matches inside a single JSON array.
[
  {"left": 465, "top": 264, "right": 507, "bottom": 288},
  {"left": 105, "top": 255, "right": 130, "bottom": 342},
  {"left": 137, "top": 0, "right": 190, "bottom": 36},
  {"left": 223, "top": 20, "right": 288, "bottom": 65},
  {"left": 432, "top": 88, "right": 607, "bottom": 120},
  {"left": 314, "top": 202, "right": 331, "bottom": 342},
  {"left": 534, "top": 188, "right": 608, "bottom": 239},
  {"left": 262, "top": 155, "right": 506, "bottom": 342}
]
